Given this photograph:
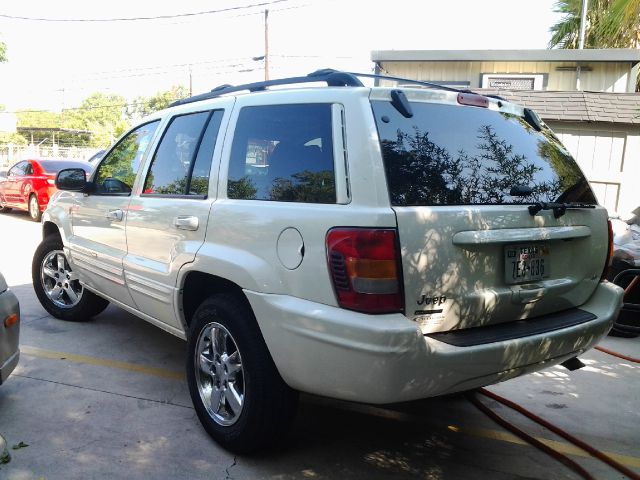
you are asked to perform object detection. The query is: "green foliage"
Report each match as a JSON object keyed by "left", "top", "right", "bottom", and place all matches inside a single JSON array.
[
  {"left": 17, "top": 110, "right": 61, "bottom": 129},
  {"left": 15, "top": 92, "right": 130, "bottom": 147},
  {"left": 0, "top": 40, "right": 6, "bottom": 63},
  {"left": 550, "top": 0, "right": 640, "bottom": 48},
  {"left": 269, "top": 170, "right": 336, "bottom": 203},
  {"left": 63, "top": 92, "right": 129, "bottom": 147},
  {"left": 0, "top": 132, "right": 27, "bottom": 145},
  {"left": 228, "top": 176, "right": 258, "bottom": 199},
  {"left": 95, "top": 131, "right": 141, "bottom": 190},
  {"left": 127, "top": 86, "right": 188, "bottom": 120},
  {"left": 380, "top": 124, "right": 576, "bottom": 206}
]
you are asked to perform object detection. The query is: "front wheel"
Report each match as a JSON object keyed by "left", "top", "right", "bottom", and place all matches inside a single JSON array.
[
  {"left": 0, "top": 196, "right": 11, "bottom": 213},
  {"left": 28, "top": 194, "right": 42, "bottom": 222},
  {"left": 32, "top": 236, "right": 109, "bottom": 321},
  {"left": 186, "top": 294, "right": 298, "bottom": 453}
]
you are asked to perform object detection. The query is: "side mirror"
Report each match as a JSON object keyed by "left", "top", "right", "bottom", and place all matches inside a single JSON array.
[
  {"left": 0, "top": 171, "right": 6, "bottom": 178},
  {"left": 56, "top": 168, "right": 88, "bottom": 192}
]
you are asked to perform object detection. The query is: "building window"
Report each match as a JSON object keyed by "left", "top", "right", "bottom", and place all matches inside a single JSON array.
[{"left": 481, "top": 74, "right": 544, "bottom": 90}]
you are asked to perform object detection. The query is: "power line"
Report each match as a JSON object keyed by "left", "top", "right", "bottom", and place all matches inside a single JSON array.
[{"left": 0, "top": 0, "right": 288, "bottom": 22}]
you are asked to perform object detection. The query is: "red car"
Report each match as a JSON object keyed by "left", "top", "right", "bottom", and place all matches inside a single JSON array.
[{"left": 0, "top": 159, "right": 92, "bottom": 222}]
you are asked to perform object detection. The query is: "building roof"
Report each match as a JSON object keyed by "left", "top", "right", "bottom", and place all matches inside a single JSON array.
[
  {"left": 473, "top": 90, "right": 640, "bottom": 124},
  {"left": 371, "top": 49, "right": 640, "bottom": 64}
]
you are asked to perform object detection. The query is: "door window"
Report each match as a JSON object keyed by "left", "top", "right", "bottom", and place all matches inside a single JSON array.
[
  {"left": 94, "top": 121, "right": 160, "bottom": 195},
  {"left": 227, "top": 104, "right": 335, "bottom": 203},
  {"left": 142, "top": 110, "right": 223, "bottom": 197}
]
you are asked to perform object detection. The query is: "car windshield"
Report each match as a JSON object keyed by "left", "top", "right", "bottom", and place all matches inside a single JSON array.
[
  {"left": 371, "top": 100, "right": 597, "bottom": 206},
  {"left": 37, "top": 160, "right": 91, "bottom": 174}
]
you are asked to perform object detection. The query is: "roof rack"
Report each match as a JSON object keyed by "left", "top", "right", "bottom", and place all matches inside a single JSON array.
[
  {"left": 170, "top": 69, "right": 363, "bottom": 107},
  {"left": 169, "top": 68, "right": 474, "bottom": 108}
]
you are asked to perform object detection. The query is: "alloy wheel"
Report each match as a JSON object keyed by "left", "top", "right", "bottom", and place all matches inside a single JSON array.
[
  {"left": 195, "top": 322, "right": 245, "bottom": 426},
  {"left": 29, "top": 196, "right": 39, "bottom": 219},
  {"left": 40, "top": 250, "right": 83, "bottom": 308}
]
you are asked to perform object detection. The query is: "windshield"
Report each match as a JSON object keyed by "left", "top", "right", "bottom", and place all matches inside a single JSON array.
[{"left": 371, "top": 100, "right": 596, "bottom": 207}]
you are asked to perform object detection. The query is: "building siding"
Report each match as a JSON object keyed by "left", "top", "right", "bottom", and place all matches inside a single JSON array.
[
  {"left": 380, "top": 61, "right": 633, "bottom": 92},
  {"left": 547, "top": 121, "right": 639, "bottom": 215}
]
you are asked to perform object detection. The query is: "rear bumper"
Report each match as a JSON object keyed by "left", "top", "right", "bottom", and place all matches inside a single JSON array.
[{"left": 247, "top": 281, "right": 622, "bottom": 404}]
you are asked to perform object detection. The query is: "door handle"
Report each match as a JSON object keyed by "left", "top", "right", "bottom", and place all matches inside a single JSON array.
[
  {"left": 105, "top": 209, "right": 124, "bottom": 221},
  {"left": 173, "top": 216, "right": 199, "bottom": 231}
]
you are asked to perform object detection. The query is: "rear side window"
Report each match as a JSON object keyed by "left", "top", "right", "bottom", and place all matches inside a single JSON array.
[
  {"left": 143, "top": 110, "right": 223, "bottom": 196},
  {"left": 8, "top": 162, "right": 27, "bottom": 176},
  {"left": 372, "top": 100, "right": 596, "bottom": 206},
  {"left": 227, "top": 104, "right": 335, "bottom": 203}
]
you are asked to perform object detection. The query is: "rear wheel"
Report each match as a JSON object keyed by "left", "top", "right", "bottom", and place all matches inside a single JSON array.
[
  {"left": 32, "top": 235, "right": 109, "bottom": 321},
  {"left": 186, "top": 294, "right": 298, "bottom": 453},
  {"left": 28, "top": 194, "right": 42, "bottom": 222}
]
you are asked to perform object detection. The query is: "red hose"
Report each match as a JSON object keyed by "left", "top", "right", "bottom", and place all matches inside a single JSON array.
[
  {"left": 479, "top": 388, "right": 640, "bottom": 480},
  {"left": 594, "top": 346, "right": 640, "bottom": 363},
  {"left": 468, "top": 393, "right": 596, "bottom": 480}
]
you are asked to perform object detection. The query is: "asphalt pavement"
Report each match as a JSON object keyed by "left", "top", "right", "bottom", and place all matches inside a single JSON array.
[{"left": 0, "top": 209, "right": 638, "bottom": 480}]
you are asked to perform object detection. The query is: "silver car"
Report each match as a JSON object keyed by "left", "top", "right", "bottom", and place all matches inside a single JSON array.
[{"left": 0, "top": 272, "right": 19, "bottom": 385}]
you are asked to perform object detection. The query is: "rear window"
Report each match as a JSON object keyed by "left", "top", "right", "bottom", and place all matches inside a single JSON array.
[
  {"left": 38, "top": 160, "right": 91, "bottom": 173},
  {"left": 371, "top": 100, "right": 596, "bottom": 206}
]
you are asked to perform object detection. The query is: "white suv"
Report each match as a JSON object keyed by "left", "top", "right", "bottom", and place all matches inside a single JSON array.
[{"left": 32, "top": 70, "right": 623, "bottom": 452}]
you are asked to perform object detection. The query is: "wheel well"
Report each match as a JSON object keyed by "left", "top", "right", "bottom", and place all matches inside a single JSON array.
[
  {"left": 42, "top": 221, "right": 62, "bottom": 241},
  {"left": 181, "top": 272, "right": 249, "bottom": 330}
]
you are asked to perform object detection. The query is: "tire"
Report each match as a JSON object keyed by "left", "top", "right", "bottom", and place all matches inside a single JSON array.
[
  {"left": 32, "top": 235, "right": 109, "bottom": 321},
  {"left": 28, "top": 194, "right": 42, "bottom": 222},
  {"left": 186, "top": 294, "right": 298, "bottom": 453},
  {"left": 0, "top": 196, "right": 10, "bottom": 213}
]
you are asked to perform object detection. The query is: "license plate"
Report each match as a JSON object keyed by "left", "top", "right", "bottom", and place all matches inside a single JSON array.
[{"left": 504, "top": 244, "right": 549, "bottom": 284}]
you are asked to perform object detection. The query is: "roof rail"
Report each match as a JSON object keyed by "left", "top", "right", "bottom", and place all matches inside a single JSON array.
[
  {"left": 169, "top": 69, "right": 363, "bottom": 107},
  {"left": 169, "top": 69, "right": 475, "bottom": 108}
]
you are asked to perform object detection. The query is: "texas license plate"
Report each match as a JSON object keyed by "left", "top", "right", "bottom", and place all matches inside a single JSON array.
[{"left": 504, "top": 244, "right": 549, "bottom": 284}]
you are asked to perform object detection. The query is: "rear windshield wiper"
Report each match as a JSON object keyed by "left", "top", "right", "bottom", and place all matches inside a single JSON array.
[{"left": 528, "top": 202, "right": 596, "bottom": 218}]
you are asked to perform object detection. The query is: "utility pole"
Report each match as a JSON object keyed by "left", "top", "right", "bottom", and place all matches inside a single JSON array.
[
  {"left": 576, "top": 0, "right": 589, "bottom": 90},
  {"left": 264, "top": 9, "right": 269, "bottom": 81}
]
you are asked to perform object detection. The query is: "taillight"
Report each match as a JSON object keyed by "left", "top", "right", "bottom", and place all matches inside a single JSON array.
[
  {"left": 601, "top": 219, "right": 614, "bottom": 281},
  {"left": 326, "top": 228, "right": 403, "bottom": 314}
]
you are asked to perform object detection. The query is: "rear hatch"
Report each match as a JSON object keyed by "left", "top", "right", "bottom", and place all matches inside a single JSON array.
[{"left": 370, "top": 89, "right": 608, "bottom": 334}]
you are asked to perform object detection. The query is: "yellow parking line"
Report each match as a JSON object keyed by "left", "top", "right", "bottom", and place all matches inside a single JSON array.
[
  {"left": 19, "top": 345, "right": 640, "bottom": 470},
  {"left": 448, "top": 425, "right": 640, "bottom": 469},
  {"left": 20, "top": 345, "right": 184, "bottom": 381}
]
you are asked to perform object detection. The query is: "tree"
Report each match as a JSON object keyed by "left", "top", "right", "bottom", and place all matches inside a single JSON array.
[
  {"left": 549, "top": 0, "right": 640, "bottom": 48},
  {"left": 0, "top": 40, "right": 7, "bottom": 63},
  {"left": 127, "top": 86, "right": 188, "bottom": 121},
  {"left": 63, "top": 92, "right": 130, "bottom": 147}
]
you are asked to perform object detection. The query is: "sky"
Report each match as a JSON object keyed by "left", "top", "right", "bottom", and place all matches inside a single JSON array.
[{"left": 0, "top": 0, "right": 564, "bottom": 112}]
